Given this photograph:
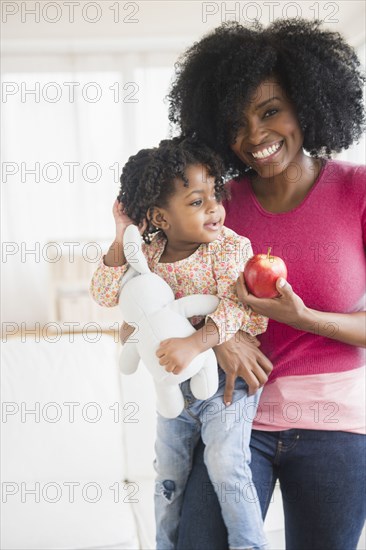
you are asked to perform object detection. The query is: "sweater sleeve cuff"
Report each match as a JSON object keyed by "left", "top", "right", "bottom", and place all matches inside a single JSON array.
[{"left": 100, "top": 256, "right": 129, "bottom": 277}]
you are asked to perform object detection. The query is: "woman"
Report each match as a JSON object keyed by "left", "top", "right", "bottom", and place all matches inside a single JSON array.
[{"left": 167, "top": 19, "right": 366, "bottom": 549}]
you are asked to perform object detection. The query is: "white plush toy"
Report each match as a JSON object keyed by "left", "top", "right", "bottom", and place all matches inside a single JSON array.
[{"left": 118, "top": 224, "right": 219, "bottom": 418}]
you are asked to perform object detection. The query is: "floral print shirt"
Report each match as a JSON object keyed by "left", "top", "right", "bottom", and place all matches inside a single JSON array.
[{"left": 90, "top": 226, "right": 268, "bottom": 343}]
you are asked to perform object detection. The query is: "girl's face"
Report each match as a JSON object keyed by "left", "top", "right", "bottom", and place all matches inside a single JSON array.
[
  {"left": 154, "top": 164, "right": 226, "bottom": 248},
  {"left": 230, "top": 78, "right": 305, "bottom": 179}
]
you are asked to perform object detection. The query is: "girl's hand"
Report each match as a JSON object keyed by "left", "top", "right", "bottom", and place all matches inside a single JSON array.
[
  {"left": 113, "top": 199, "right": 148, "bottom": 239},
  {"left": 156, "top": 337, "right": 199, "bottom": 374},
  {"left": 103, "top": 200, "right": 147, "bottom": 267},
  {"left": 214, "top": 331, "right": 273, "bottom": 403},
  {"left": 237, "top": 272, "right": 307, "bottom": 328},
  {"left": 113, "top": 199, "right": 134, "bottom": 238}
]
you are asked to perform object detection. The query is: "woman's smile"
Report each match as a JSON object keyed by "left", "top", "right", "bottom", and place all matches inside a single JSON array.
[
  {"left": 230, "top": 79, "right": 304, "bottom": 179},
  {"left": 249, "top": 139, "right": 284, "bottom": 161}
]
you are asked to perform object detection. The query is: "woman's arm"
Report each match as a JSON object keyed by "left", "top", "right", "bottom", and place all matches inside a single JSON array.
[
  {"left": 237, "top": 274, "right": 366, "bottom": 348},
  {"left": 301, "top": 309, "right": 366, "bottom": 347},
  {"left": 156, "top": 319, "right": 273, "bottom": 403},
  {"left": 213, "top": 330, "right": 273, "bottom": 404}
]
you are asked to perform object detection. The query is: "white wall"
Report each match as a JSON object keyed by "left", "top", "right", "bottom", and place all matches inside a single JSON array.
[{"left": 2, "top": 1, "right": 365, "bottom": 46}]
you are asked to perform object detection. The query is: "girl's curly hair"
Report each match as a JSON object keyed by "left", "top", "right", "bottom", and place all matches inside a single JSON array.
[
  {"left": 168, "top": 18, "right": 366, "bottom": 178},
  {"left": 117, "top": 137, "right": 226, "bottom": 242}
]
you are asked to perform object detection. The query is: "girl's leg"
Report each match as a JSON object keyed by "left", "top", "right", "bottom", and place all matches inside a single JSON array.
[
  {"left": 177, "top": 437, "right": 229, "bottom": 550},
  {"left": 154, "top": 401, "right": 201, "bottom": 550},
  {"left": 200, "top": 391, "right": 268, "bottom": 549}
]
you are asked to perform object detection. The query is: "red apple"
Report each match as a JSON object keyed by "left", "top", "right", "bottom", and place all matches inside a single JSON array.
[{"left": 243, "top": 248, "right": 288, "bottom": 299}]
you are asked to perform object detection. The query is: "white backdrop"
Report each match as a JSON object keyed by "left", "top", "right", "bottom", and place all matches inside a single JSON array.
[{"left": 2, "top": 56, "right": 175, "bottom": 323}]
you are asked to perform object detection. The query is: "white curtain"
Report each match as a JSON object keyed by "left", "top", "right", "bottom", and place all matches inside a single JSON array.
[{"left": 2, "top": 52, "right": 176, "bottom": 323}]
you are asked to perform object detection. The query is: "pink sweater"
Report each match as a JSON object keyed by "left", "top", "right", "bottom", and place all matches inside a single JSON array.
[
  {"left": 224, "top": 160, "right": 366, "bottom": 433},
  {"left": 225, "top": 160, "right": 366, "bottom": 380}
]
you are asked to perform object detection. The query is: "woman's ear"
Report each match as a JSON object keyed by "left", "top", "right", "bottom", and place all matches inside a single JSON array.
[{"left": 150, "top": 207, "right": 170, "bottom": 230}]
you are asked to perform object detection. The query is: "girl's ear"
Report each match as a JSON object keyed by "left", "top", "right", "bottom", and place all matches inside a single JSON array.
[{"left": 150, "top": 207, "right": 170, "bottom": 230}]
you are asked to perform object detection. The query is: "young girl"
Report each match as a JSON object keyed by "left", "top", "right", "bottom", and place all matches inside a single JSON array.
[{"left": 90, "top": 137, "right": 270, "bottom": 550}]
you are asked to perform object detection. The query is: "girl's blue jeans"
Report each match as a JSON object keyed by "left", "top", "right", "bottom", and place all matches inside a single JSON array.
[
  {"left": 154, "top": 368, "right": 269, "bottom": 550},
  {"left": 177, "top": 428, "right": 366, "bottom": 550}
]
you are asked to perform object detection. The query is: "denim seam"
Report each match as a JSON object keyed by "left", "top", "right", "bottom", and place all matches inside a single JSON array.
[
  {"left": 263, "top": 470, "right": 276, "bottom": 517},
  {"left": 277, "top": 434, "right": 301, "bottom": 455},
  {"left": 184, "top": 402, "right": 202, "bottom": 424}
]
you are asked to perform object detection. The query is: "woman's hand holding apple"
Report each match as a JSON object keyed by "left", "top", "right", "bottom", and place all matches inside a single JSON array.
[
  {"left": 243, "top": 248, "right": 288, "bottom": 298},
  {"left": 239, "top": 249, "right": 307, "bottom": 327},
  {"left": 237, "top": 271, "right": 308, "bottom": 328}
]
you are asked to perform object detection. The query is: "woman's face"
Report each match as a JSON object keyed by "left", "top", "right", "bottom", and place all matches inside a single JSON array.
[{"left": 230, "top": 78, "right": 304, "bottom": 179}]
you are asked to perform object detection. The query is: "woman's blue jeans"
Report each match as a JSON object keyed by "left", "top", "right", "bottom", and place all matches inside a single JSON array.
[
  {"left": 154, "top": 369, "right": 268, "bottom": 550},
  {"left": 177, "top": 429, "right": 366, "bottom": 550}
]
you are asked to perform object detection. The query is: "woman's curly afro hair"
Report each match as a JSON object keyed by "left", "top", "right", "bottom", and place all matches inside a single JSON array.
[
  {"left": 117, "top": 137, "right": 226, "bottom": 242},
  {"left": 168, "top": 18, "right": 366, "bottom": 177}
]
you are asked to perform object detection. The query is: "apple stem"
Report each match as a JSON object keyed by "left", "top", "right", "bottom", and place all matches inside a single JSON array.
[{"left": 267, "top": 247, "right": 272, "bottom": 259}]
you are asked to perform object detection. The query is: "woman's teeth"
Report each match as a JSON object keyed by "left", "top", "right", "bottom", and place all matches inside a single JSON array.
[{"left": 251, "top": 141, "right": 282, "bottom": 159}]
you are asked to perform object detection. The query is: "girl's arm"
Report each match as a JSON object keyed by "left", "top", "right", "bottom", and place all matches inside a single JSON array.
[
  {"left": 237, "top": 273, "right": 366, "bottom": 348},
  {"left": 156, "top": 231, "right": 269, "bottom": 373},
  {"left": 103, "top": 199, "right": 132, "bottom": 267},
  {"left": 156, "top": 320, "right": 274, "bottom": 404},
  {"left": 120, "top": 320, "right": 136, "bottom": 343},
  {"left": 90, "top": 199, "right": 138, "bottom": 307},
  {"left": 103, "top": 236, "right": 126, "bottom": 267},
  {"left": 204, "top": 233, "right": 268, "bottom": 342},
  {"left": 156, "top": 319, "right": 220, "bottom": 374},
  {"left": 89, "top": 252, "right": 128, "bottom": 307}
]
